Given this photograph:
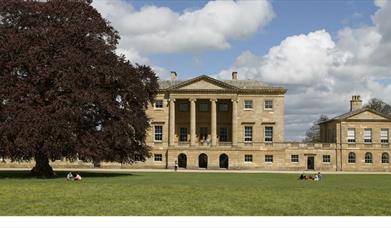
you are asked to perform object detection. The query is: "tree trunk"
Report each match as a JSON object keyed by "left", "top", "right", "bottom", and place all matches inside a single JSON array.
[{"left": 31, "top": 152, "right": 55, "bottom": 178}]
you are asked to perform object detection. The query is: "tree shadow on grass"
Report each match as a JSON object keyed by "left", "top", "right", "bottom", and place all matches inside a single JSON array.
[{"left": 0, "top": 170, "right": 137, "bottom": 179}]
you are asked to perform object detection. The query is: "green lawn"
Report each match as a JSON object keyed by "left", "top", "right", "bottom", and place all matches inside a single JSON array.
[{"left": 0, "top": 171, "right": 390, "bottom": 215}]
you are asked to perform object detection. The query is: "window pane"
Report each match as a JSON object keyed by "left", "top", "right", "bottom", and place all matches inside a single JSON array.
[
  {"left": 244, "top": 100, "right": 253, "bottom": 109},
  {"left": 155, "top": 100, "right": 163, "bottom": 108},
  {"left": 219, "top": 128, "right": 228, "bottom": 142},
  {"left": 382, "top": 153, "right": 389, "bottom": 163},
  {"left": 323, "top": 155, "right": 331, "bottom": 163},
  {"left": 219, "top": 103, "right": 229, "bottom": 112},
  {"left": 154, "top": 126, "right": 163, "bottom": 141},
  {"left": 245, "top": 154, "right": 253, "bottom": 162},
  {"left": 381, "top": 129, "right": 389, "bottom": 143},
  {"left": 291, "top": 155, "right": 299, "bottom": 163},
  {"left": 264, "top": 100, "right": 273, "bottom": 109},
  {"left": 364, "top": 129, "right": 372, "bottom": 143},
  {"left": 180, "top": 128, "right": 187, "bottom": 141},
  {"left": 365, "top": 152, "right": 372, "bottom": 163},
  {"left": 244, "top": 126, "right": 253, "bottom": 142},
  {"left": 347, "top": 128, "right": 355, "bottom": 143},
  {"left": 265, "top": 126, "right": 273, "bottom": 142},
  {"left": 154, "top": 154, "right": 162, "bottom": 161},
  {"left": 265, "top": 155, "right": 273, "bottom": 162},
  {"left": 348, "top": 152, "right": 356, "bottom": 163},
  {"left": 179, "top": 103, "right": 188, "bottom": 112},
  {"left": 199, "top": 103, "right": 209, "bottom": 112}
]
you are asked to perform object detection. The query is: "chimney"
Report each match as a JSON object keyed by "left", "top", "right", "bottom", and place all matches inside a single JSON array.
[
  {"left": 232, "top": 71, "right": 238, "bottom": 80},
  {"left": 170, "top": 71, "right": 177, "bottom": 81},
  {"left": 350, "top": 95, "right": 362, "bottom": 111}
]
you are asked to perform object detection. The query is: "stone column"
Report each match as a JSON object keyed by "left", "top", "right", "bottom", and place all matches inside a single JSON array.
[
  {"left": 169, "top": 99, "right": 176, "bottom": 146},
  {"left": 211, "top": 99, "right": 217, "bottom": 146},
  {"left": 232, "top": 98, "right": 238, "bottom": 146},
  {"left": 190, "top": 98, "right": 197, "bottom": 146}
]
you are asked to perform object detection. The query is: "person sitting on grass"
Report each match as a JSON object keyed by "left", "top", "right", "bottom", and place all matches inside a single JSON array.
[
  {"left": 314, "top": 174, "right": 320, "bottom": 181},
  {"left": 317, "top": 172, "right": 322, "bottom": 181},
  {"left": 66, "top": 172, "right": 73, "bottom": 181},
  {"left": 74, "top": 173, "right": 82, "bottom": 181},
  {"left": 298, "top": 173, "right": 305, "bottom": 180}
]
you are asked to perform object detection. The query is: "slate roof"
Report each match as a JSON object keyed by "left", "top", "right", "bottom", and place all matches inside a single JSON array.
[
  {"left": 158, "top": 75, "right": 273, "bottom": 90},
  {"left": 319, "top": 107, "right": 391, "bottom": 124}
]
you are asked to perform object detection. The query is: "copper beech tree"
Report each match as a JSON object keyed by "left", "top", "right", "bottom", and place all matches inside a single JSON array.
[{"left": 0, "top": 0, "right": 158, "bottom": 177}]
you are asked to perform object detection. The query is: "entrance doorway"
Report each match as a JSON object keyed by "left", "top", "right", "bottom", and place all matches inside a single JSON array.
[
  {"left": 199, "top": 153, "right": 208, "bottom": 169},
  {"left": 178, "top": 153, "right": 187, "bottom": 169},
  {"left": 219, "top": 154, "right": 229, "bottom": 169},
  {"left": 307, "top": 156, "right": 315, "bottom": 170}
]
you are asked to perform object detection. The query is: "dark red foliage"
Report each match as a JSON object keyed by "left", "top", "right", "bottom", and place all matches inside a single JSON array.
[{"left": 0, "top": 0, "right": 158, "bottom": 177}]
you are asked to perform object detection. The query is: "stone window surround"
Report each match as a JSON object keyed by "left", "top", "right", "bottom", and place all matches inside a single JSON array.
[
  {"left": 154, "top": 154, "right": 163, "bottom": 162},
  {"left": 244, "top": 154, "right": 253, "bottom": 162}
]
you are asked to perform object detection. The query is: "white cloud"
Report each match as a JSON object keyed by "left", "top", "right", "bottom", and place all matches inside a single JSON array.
[
  {"left": 217, "top": 1, "right": 391, "bottom": 141},
  {"left": 92, "top": 0, "right": 274, "bottom": 55}
]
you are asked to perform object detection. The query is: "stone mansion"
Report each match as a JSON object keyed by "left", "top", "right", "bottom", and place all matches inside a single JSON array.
[{"left": 141, "top": 72, "right": 391, "bottom": 172}]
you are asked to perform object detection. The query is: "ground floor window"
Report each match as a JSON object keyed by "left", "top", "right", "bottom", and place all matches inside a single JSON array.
[
  {"left": 244, "top": 154, "right": 253, "bottom": 162},
  {"left": 365, "top": 152, "right": 372, "bottom": 164},
  {"left": 323, "top": 155, "right": 331, "bottom": 163},
  {"left": 291, "top": 154, "right": 299, "bottom": 163},
  {"left": 348, "top": 152, "right": 356, "bottom": 163},
  {"left": 382, "top": 152, "right": 389, "bottom": 164},
  {"left": 179, "top": 127, "right": 188, "bottom": 142},
  {"left": 154, "top": 154, "right": 162, "bottom": 162},
  {"left": 265, "top": 155, "right": 273, "bottom": 163}
]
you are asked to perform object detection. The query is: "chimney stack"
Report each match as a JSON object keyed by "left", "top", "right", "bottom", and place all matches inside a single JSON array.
[
  {"left": 170, "top": 71, "right": 177, "bottom": 81},
  {"left": 350, "top": 95, "right": 362, "bottom": 111},
  {"left": 232, "top": 71, "right": 238, "bottom": 80}
]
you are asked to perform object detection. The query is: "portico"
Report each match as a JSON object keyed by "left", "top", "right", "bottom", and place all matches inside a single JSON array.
[{"left": 168, "top": 97, "right": 237, "bottom": 147}]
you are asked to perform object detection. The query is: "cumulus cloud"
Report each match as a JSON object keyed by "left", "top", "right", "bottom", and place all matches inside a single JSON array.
[
  {"left": 217, "top": 1, "right": 391, "bottom": 141},
  {"left": 92, "top": 0, "right": 274, "bottom": 55}
]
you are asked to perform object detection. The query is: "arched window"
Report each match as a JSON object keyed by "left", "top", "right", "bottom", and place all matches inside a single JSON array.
[
  {"left": 365, "top": 152, "right": 372, "bottom": 164},
  {"left": 382, "top": 153, "right": 389, "bottom": 164},
  {"left": 348, "top": 152, "right": 356, "bottom": 163}
]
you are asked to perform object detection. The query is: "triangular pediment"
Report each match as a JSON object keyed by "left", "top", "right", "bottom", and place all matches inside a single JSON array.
[
  {"left": 168, "top": 75, "right": 238, "bottom": 91},
  {"left": 347, "top": 110, "right": 389, "bottom": 120}
]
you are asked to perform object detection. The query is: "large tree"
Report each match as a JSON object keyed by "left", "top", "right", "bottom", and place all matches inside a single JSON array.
[
  {"left": 303, "top": 115, "right": 329, "bottom": 143},
  {"left": 0, "top": 0, "right": 158, "bottom": 177},
  {"left": 365, "top": 98, "right": 391, "bottom": 116}
]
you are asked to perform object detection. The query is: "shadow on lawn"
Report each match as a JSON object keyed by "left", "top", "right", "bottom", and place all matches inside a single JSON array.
[{"left": 0, "top": 170, "right": 135, "bottom": 179}]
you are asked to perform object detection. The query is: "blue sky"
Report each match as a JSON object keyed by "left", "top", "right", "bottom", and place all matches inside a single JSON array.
[{"left": 93, "top": 0, "right": 391, "bottom": 140}]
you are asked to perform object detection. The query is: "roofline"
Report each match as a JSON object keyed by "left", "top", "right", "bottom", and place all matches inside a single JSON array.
[{"left": 319, "top": 107, "right": 391, "bottom": 124}]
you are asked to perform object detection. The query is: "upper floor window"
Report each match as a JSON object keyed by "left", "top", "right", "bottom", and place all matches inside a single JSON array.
[
  {"left": 199, "top": 103, "right": 209, "bottom": 112},
  {"left": 219, "top": 128, "right": 228, "bottom": 142},
  {"left": 264, "top": 100, "right": 273, "bottom": 110},
  {"left": 291, "top": 154, "right": 299, "bottom": 163},
  {"left": 154, "top": 100, "right": 163, "bottom": 109},
  {"left": 265, "top": 155, "right": 273, "bottom": 163},
  {"left": 199, "top": 127, "right": 208, "bottom": 141},
  {"left": 381, "top": 129, "right": 389, "bottom": 144},
  {"left": 365, "top": 152, "right": 372, "bottom": 164},
  {"left": 323, "top": 155, "right": 331, "bottom": 163},
  {"left": 364, "top": 128, "right": 372, "bottom": 143},
  {"left": 244, "top": 126, "right": 253, "bottom": 142},
  {"left": 347, "top": 128, "right": 356, "bottom": 143},
  {"left": 382, "top": 152, "right": 389, "bottom": 164},
  {"left": 264, "top": 126, "right": 273, "bottom": 143},
  {"left": 179, "top": 127, "right": 188, "bottom": 142},
  {"left": 244, "top": 100, "right": 253, "bottom": 109},
  {"left": 154, "top": 125, "right": 163, "bottom": 141},
  {"left": 219, "top": 103, "right": 229, "bottom": 112},
  {"left": 179, "top": 103, "right": 188, "bottom": 112}
]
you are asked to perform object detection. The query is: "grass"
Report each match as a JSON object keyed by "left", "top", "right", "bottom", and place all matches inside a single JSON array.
[{"left": 0, "top": 171, "right": 391, "bottom": 215}]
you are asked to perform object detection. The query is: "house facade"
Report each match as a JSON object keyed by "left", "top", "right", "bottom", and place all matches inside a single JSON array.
[{"left": 141, "top": 72, "right": 391, "bottom": 172}]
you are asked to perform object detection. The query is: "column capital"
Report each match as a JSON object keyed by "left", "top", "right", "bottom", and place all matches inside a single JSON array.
[
  {"left": 231, "top": 98, "right": 239, "bottom": 103},
  {"left": 169, "top": 98, "right": 176, "bottom": 102},
  {"left": 189, "top": 98, "right": 197, "bottom": 102},
  {"left": 210, "top": 98, "right": 218, "bottom": 102}
]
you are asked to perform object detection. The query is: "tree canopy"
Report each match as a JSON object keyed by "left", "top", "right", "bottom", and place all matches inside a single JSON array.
[
  {"left": 364, "top": 98, "right": 391, "bottom": 116},
  {"left": 303, "top": 115, "right": 329, "bottom": 143},
  {"left": 0, "top": 0, "right": 158, "bottom": 177}
]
